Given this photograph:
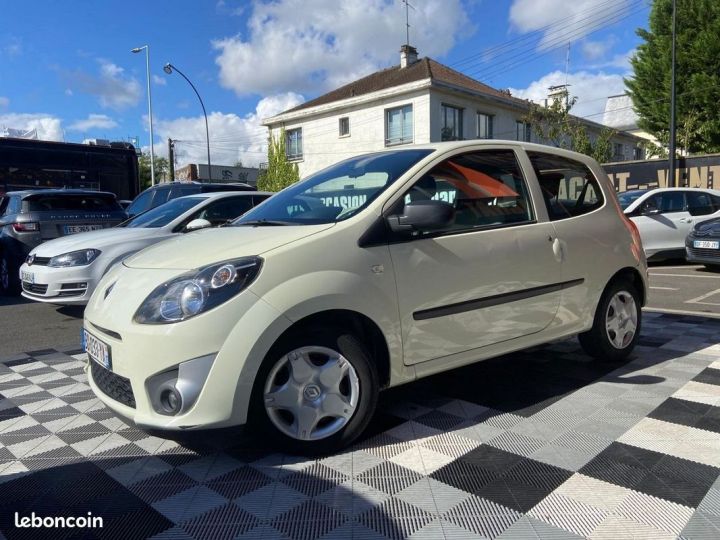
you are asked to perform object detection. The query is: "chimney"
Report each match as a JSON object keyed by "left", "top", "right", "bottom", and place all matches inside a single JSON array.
[{"left": 400, "top": 44, "right": 418, "bottom": 68}]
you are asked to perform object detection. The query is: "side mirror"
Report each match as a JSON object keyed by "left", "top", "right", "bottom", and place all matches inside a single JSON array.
[
  {"left": 642, "top": 206, "right": 660, "bottom": 216},
  {"left": 184, "top": 218, "right": 212, "bottom": 232},
  {"left": 387, "top": 200, "right": 455, "bottom": 233}
]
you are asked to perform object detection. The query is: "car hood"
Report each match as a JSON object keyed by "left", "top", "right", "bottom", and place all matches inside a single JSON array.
[
  {"left": 123, "top": 223, "right": 335, "bottom": 270},
  {"left": 694, "top": 217, "right": 720, "bottom": 236},
  {"left": 32, "top": 227, "right": 165, "bottom": 256}
]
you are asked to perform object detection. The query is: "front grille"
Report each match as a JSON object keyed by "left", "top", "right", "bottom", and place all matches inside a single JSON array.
[
  {"left": 22, "top": 282, "right": 48, "bottom": 295},
  {"left": 90, "top": 360, "right": 136, "bottom": 408},
  {"left": 687, "top": 246, "right": 720, "bottom": 260}
]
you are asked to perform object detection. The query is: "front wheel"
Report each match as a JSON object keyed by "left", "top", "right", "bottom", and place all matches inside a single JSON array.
[
  {"left": 579, "top": 279, "right": 641, "bottom": 362},
  {"left": 251, "top": 329, "right": 379, "bottom": 455}
]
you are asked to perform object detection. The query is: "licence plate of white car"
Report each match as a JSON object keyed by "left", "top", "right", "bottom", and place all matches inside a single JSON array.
[
  {"left": 64, "top": 224, "right": 103, "bottom": 234},
  {"left": 694, "top": 240, "right": 720, "bottom": 249},
  {"left": 83, "top": 329, "right": 112, "bottom": 370},
  {"left": 20, "top": 270, "right": 34, "bottom": 284}
]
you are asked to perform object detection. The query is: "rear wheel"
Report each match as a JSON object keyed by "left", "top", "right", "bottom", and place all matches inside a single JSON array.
[
  {"left": 0, "top": 252, "right": 20, "bottom": 296},
  {"left": 251, "top": 329, "right": 379, "bottom": 455},
  {"left": 579, "top": 279, "right": 641, "bottom": 362}
]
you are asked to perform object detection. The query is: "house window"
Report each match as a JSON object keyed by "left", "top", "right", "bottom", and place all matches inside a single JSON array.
[
  {"left": 286, "top": 128, "right": 303, "bottom": 160},
  {"left": 613, "top": 143, "right": 624, "bottom": 161},
  {"left": 477, "top": 112, "right": 493, "bottom": 139},
  {"left": 441, "top": 104, "right": 463, "bottom": 141},
  {"left": 385, "top": 104, "right": 413, "bottom": 146},
  {"left": 633, "top": 146, "right": 644, "bottom": 160},
  {"left": 339, "top": 117, "right": 350, "bottom": 137},
  {"left": 516, "top": 121, "right": 531, "bottom": 142}
]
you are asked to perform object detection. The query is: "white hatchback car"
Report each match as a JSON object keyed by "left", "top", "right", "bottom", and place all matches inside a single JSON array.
[
  {"left": 83, "top": 142, "right": 647, "bottom": 454},
  {"left": 20, "top": 191, "right": 270, "bottom": 304},
  {"left": 620, "top": 187, "right": 720, "bottom": 260}
]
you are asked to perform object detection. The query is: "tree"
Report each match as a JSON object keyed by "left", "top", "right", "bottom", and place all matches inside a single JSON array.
[
  {"left": 626, "top": 0, "right": 720, "bottom": 154},
  {"left": 522, "top": 90, "right": 616, "bottom": 163},
  {"left": 138, "top": 153, "right": 170, "bottom": 189},
  {"left": 257, "top": 129, "right": 300, "bottom": 192}
]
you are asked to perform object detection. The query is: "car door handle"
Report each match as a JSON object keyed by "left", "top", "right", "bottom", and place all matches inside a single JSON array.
[{"left": 679, "top": 218, "right": 692, "bottom": 223}]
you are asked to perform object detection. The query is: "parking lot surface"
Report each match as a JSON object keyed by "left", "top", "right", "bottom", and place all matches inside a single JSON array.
[
  {"left": 646, "top": 263, "right": 720, "bottom": 318},
  {"left": 1, "top": 312, "right": 719, "bottom": 539}
]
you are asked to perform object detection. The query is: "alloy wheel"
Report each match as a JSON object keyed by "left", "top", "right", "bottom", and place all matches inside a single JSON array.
[
  {"left": 263, "top": 345, "right": 360, "bottom": 441},
  {"left": 605, "top": 291, "right": 638, "bottom": 349}
]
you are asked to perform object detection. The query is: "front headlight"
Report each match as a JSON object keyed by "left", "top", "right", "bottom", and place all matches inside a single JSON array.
[
  {"left": 133, "top": 257, "right": 263, "bottom": 324},
  {"left": 48, "top": 249, "right": 101, "bottom": 267}
]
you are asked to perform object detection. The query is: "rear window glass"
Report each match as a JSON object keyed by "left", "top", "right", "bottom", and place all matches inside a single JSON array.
[{"left": 25, "top": 194, "right": 122, "bottom": 212}]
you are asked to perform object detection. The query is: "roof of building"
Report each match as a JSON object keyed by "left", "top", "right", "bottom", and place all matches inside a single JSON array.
[{"left": 282, "top": 57, "right": 527, "bottom": 114}]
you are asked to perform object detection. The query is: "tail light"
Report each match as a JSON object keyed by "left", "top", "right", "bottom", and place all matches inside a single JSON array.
[
  {"left": 12, "top": 222, "right": 39, "bottom": 233},
  {"left": 608, "top": 191, "right": 644, "bottom": 262}
]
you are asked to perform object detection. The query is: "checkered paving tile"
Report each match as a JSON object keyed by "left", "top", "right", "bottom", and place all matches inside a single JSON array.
[{"left": 1, "top": 313, "right": 720, "bottom": 539}]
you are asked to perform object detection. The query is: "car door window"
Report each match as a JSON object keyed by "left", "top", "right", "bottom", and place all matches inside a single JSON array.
[
  {"left": 687, "top": 191, "right": 715, "bottom": 216},
  {"left": 651, "top": 192, "right": 685, "bottom": 213},
  {"left": 193, "top": 197, "right": 254, "bottom": 226},
  {"left": 395, "top": 149, "right": 534, "bottom": 235},
  {"left": 526, "top": 152, "right": 604, "bottom": 221}
]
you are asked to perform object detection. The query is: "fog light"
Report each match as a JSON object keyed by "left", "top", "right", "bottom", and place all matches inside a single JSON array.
[{"left": 160, "top": 388, "right": 182, "bottom": 414}]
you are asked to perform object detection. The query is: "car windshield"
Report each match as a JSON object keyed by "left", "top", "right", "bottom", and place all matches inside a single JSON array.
[
  {"left": 233, "top": 149, "right": 433, "bottom": 225},
  {"left": 122, "top": 197, "right": 206, "bottom": 228},
  {"left": 617, "top": 190, "right": 646, "bottom": 210}
]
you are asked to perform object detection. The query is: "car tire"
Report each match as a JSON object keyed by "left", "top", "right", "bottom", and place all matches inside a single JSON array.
[
  {"left": 0, "top": 252, "right": 20, "bottom": 296},
  {"left": 704, "top": 264, "right": 720, "bottom": 273},
  {"left": 579, "top": 279, "right": 641, "bottom": 362},
  {"left": 250, "top": 328, "right": 379, "bottom": 455}
]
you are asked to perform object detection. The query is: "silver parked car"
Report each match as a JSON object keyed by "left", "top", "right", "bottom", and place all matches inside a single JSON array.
[
  {"left": 621, "top": 187, "right": 720, "bottom": 260},
  {"left": 0, "top": 190, "right": 127, "bottom": 295}
]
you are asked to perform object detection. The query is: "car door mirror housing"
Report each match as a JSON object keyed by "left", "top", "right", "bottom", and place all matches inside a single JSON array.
[
  {"left": 642, "top": 207, "right": 660, "bottom": 216},
  {"left": 184, "top": 218, "right": 212, "bottom": 232},
  {"left": 387, "top": 200, "right": 455, "bottom": 233}
]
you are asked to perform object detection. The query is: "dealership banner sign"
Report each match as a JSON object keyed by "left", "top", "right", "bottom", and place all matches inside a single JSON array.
[{"left": 603, "top": 154, "right": 720, "bottom": 192}]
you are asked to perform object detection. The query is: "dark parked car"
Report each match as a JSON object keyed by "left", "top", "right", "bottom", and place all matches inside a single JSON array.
[
  {"left": 126, "top": 182, "right": 255, "bottom": 217},
  {"left": 686, "top": 216, "right": 720, "bottom": 271},
  {"left": 0, "top": 189, "right": 127, "bottom": 295}
]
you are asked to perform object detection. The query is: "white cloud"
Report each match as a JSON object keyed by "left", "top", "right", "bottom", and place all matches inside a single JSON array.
[
  {"left": 509, "top": 0, "right": 631, "bottom": 51},
  {"left": 509, "top": 70, "right": 627, "bottom": 119},
  {"left": 0, "top": 113, "right": 64, "bottom": 141},
  {"left": 67, "top": 61, "right": 142, "bottom": 110},
  {"left": 68, "top": 114, "right": 119, "bottom": 132},
  {"left": 152, "top": 75, "right": 167, "bottom": 86},
  {"left": 153, "top": 93, "right": 304, "bottom": 168},
  {"left": 213, "top": 0, "right": 472, "bottom": 96},
  {"left": 0, "top": 97, "right": 8, "bottom": 108},
  {"left": 581, "top": 35, "right": 617, "bottom": 61}
]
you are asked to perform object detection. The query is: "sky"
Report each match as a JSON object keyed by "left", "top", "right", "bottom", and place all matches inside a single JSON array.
[{"left": 0, "top": 0, "right": 651, "bottom": 168}]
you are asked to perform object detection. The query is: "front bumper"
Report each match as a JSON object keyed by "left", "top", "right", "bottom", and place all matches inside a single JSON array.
[
  {"left": 686, "top": 239, "right": 720, "bottom": 265},
  {"left": 83, "top": 265, "right": 291, "bottom": 431},
  {"left": 19, "top": 262, "right": 96, "bottom": 304}
]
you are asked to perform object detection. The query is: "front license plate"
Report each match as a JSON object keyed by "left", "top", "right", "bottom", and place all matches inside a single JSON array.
[
  {"left": 694, "top": 240, "right": 720, "bottom": 249},
  {"left": 20, "top": 270, "right": 34, "bottom": 284},
  {"left": 64, "top": 224, "right": 103, "bottom": 235},
  {"left": 83, "top": 330, "right": 111, "bottom": 370}
]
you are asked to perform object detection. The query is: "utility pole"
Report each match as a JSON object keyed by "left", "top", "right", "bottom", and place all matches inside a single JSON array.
[
  {"left": 669, "top": 0, "right": 678, "bottom": 187},
  {"left": 168, "top": 138, "right": 175, "bottom": 181}
]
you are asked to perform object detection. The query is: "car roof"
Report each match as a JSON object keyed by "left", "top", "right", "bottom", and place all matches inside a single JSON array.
[
  {"left": 172, "top": 191, "right": 272, "bottom": 202},
  {"left": 147, "top": 182, "right": 255, "bottom": 190},
  {"left": 8, "top": 189, "right": 118, "bottom": 198}
]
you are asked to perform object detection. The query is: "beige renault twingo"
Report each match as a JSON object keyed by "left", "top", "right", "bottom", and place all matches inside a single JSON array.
[{"left": 83, "top": 141, "right": 647, "bottom": 454}]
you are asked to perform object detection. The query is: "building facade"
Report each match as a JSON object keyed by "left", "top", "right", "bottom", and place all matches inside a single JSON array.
[{"left": 263, "top": 46, "right": 645, "bottom": 178}]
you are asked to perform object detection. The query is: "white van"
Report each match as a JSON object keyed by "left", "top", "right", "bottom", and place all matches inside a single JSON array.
[{"left": 83, "top": 141, "right": 648, "bottom": 454}]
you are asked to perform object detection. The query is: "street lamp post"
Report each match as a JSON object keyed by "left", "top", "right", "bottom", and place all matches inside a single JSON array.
[
  {"left": 131, "top": 45, "right": 156, "bottom": 186},
  {"left": 163, "top": 63, "right": 212, "bottom": 181}
]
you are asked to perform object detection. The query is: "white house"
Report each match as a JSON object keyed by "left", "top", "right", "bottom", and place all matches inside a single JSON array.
[{"left": 263, "top": 45, "right": 645, "bottom": 178}]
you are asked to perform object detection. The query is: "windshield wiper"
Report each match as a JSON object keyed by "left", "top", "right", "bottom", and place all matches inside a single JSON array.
[{"left": 236, "top": 219, "right": 295, "bottom": 226}]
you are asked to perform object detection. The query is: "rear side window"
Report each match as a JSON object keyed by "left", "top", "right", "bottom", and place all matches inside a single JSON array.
[
  {"left": 686, "top": 191, "right": 715, "bottom": 216},
  {"left": 527, "top": 152, "right": 604, "bottom": 221},
  {"left": 24, "top": 194, "right": 122, "bottom": 212}
]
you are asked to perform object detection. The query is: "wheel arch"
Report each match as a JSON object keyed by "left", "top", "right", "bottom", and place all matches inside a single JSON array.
[{"left": 609, "top": 266, "right": 647, "bottom": 306}]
